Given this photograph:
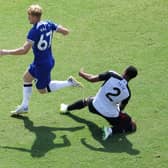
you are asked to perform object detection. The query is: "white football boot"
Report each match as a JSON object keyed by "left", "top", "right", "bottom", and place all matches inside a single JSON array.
[
  {"left": 11, "top": 105, "right": 28, "bottom": 116},
  {"left": 67, "top": 76, "right": 83, "bottom": 88},
  {"left": 60, "top": 103, "right": 69, "bottom": 114},
  {"left": 102, "top": 126, "right": 112, "bottom": 141}
]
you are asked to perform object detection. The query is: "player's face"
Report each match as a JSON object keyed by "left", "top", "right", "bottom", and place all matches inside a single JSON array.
[
  {"left": 122, "top": 70, "right": 126, "bottom": 77},
  {"left": 28, "top": 14, "right": 39, "bottom": 24}
]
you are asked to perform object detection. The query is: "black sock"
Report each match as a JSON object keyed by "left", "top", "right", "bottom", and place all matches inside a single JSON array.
[
  {"left": 68, "top": 99, "right": 87, "bottom": 111},
  {"left": 112, "top": 127, "right": 122, "bottom": 134}
]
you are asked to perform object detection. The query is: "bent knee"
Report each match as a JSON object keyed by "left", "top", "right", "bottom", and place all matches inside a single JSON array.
[
  {"left": 85, "top": 96, "right": 94, "bottom": 105},
  {"left": 38, "top": 89, "right": 47, "bottom": 94},
  {"left": 23, "top": 72, "right": 34, "bottom": 83},
  {"left": 131, "top": 121, "right": 137, "bottom": 132}
]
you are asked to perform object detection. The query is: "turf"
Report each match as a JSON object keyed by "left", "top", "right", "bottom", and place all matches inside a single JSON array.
[{"left": 0, "top": 0, "right": 168, "bottom": 168}]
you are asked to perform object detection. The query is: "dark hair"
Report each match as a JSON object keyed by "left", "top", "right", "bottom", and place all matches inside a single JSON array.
[{"left": 125, "top": 66, "right": 138, "bottom": 79}]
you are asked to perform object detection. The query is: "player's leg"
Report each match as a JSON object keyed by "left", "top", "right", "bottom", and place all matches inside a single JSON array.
[
  {"left": 60, "top": 97, "right": 91, "bottom": 113},
  {"left": 117, "top": 112, "right": 137, "bottom": 133},
  {"left": 21, "top": 71, "right": 34, "bottom": 107},
  {"left": 102, "top": 117, "right": 119, "bottom": 140},
  {"left": 36, "top": 66, "right": 83, "bottom": 94},
  {"left": 103, "top": 112, "right": 136, "bottom": 140},
  {"left": 47, "top": 60, "right": 83, "bottom": 91},
  {"left": 46, "top": 76, "right": 83, "bottom": 93},
  {"left": 37, "top": 77, "right": 83, "bottom": 94},
  {"left": 11, "top": 71, "right": 34, "bottom": 115}
]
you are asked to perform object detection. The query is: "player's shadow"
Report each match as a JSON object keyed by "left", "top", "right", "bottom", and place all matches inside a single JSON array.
[
  {"left": 2, "top": 115, "right": 84, "bottom": 157},
  {"left": 65, "top": 113, "right": 140, "bottom": 155}
]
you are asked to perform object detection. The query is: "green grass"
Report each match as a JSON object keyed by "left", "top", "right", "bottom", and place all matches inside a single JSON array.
[{"left": 0, "top": 0, "right": 168, "bottom": 167}]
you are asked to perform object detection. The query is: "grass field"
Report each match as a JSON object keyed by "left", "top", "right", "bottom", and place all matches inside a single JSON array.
[{"left": 0, "top": 0, "right": 168, "bottom": 168}]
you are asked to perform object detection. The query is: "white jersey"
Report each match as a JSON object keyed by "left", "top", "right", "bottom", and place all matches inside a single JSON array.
[{"left": 93, "top": 71, "right": 131, "bottom": 118}]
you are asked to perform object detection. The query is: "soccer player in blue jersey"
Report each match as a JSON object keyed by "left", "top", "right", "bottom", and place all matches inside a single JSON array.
[{"left": 0, "top": 4, "right": 82, "bottom": 116}]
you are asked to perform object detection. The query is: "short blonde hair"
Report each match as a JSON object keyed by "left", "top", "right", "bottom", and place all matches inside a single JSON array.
[{"left": 27, "top": 4, "right": 42, "bottom": 17}]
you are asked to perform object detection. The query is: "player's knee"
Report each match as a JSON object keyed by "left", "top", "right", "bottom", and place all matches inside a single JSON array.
[
  {"left": 23, "top": 72, "right": 33, "bottom": 83},
  {"left": 85, "top": 97, "right": 94, "bottom": 106},
  {"left": 23, "top": 74, "right": 27, "bottom": 82},
  {"left": 83, "top": 98, "right": 89, "bottom": 106},
  {"left": 38, "top": 89, "right": 47, "bottom": 94},
  {"left": 131, "top": 121, "right": 137, "bottom": 132}
]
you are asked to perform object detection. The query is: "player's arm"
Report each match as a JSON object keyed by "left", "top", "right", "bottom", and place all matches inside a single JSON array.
[
  {"left": 79, "top": 68, "right": 100, "bottom": 83},
  {"left": 0, "top": 41, "right": 32, "bottom": 56},
  {"left": 119, "top": 98, "right": 130, "bottom": 111},
  {"left": 56, "top": 25, "right": 69, "bottom": 36}
]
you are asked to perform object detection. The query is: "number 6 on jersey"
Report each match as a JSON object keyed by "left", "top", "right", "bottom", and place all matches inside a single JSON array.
[{"left": 37, "top": 30, "right": 52, "bottom": 51}]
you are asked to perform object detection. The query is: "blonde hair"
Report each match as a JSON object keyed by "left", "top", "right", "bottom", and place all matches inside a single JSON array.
[{"left": 27, "top": 4, "right": 42, "bottom": 18}]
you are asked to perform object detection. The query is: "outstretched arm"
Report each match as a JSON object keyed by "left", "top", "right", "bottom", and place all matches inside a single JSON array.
[
  {"left": 56, "top": 25, "right": 69, "bottom": 36},
  {"left": 79, "top": 68, "right": 100, "bottom": 83},
  {"left": 0, "top": 41, "right": 32, "bottom": 56}
]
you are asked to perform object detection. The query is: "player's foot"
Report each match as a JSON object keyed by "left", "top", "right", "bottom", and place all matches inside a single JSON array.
[
  {"left": 68, "top": 76, "right": 83, "bottom": 88},
  {"left": 102, "top": 126, "right": 112, "bottom": 141},
  {"left": 11, "top": 105, "right": 28, "bottom": 116},
  {"left": 60, "top": 103, "right": 69, "bottom": 114}
]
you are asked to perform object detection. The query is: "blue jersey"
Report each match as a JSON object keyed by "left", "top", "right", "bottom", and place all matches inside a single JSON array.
[{"left": 27, "top": 21, "right": 58, "bottom": 65}]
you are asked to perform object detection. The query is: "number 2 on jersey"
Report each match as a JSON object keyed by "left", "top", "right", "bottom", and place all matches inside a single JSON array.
[
  {"left": 105, "top": 87, "right": 121, "bottom": 102},
  {"left": 37, "top": 30, "right": 52, "bottom": 51}
]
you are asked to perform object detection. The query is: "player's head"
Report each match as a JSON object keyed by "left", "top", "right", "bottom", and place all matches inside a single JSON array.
[
  {"left": 27, "top": 4, "right": 42, "bottom": 24},
  {"left": 123, "top": 65, "right": 138, "bottom": 81}
]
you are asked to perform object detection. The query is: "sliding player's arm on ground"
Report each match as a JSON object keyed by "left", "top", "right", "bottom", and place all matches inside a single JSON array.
[
  {"left": 79, "top": 68, "right": 100, "bottom": 83},
  {"left": 0, "top": 41, "right": 32, "bottom": 56},
  {"left": 56, "top": 25, "right": 69, "bottom": 36}
]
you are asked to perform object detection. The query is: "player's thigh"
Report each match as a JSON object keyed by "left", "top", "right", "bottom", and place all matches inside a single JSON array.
[
  {"left": 35, "top": 72, "right": 51, "bottom": 92},
  {"left": 87, "top": 97, "right": 98, "bottom": 114},
  {"left": 86, "top": 96, "right": 95, "bottom": 105},
  {"left": 32, "top": 65, "right": 52, "bottom": 91},
  {"left": 23, "top": 71, "right": 35, "bottom": 83},
  {"left": 119, "top": 112, "right": 135, "bottom": 132}
]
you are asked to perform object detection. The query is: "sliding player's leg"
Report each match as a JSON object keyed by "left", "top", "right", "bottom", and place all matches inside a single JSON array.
[
  {"left": 60, "top": 97, "right": 91, "bottom": 113},
  {"left": 116, "top": 112, "right": 137, "bottom": 133},
  {"left": 102, "top": 112, "right": 136, "bottom": 140}
]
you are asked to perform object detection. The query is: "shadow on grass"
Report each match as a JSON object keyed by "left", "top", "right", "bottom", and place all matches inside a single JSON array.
[
  {"left": 65, "top": 113, "right": 140, "bottom": 155},
  {"left": 1, "top": 115, "right": 84, "bottom": 157}
]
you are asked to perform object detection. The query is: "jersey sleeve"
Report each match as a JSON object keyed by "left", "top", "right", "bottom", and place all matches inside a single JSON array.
[
  {"left": 98, "top": 71, "right": 114, "bottom": 81},
  {"left": 27, "top": 29, "right": 37, "bottom": 44},
  {"left": 48, "top": 21, "right": 59, "bottom": 31}
]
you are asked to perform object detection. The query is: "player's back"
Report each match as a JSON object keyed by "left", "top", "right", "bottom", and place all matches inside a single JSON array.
[
  {"left": 102, "top": 77, "right": 130, "bottom": 104},
  {"left": 27, "top": 21, "right": 58, "bottom": 65},
  {"left": 93, "top": 71, "right": 130, "bottom": 117}
]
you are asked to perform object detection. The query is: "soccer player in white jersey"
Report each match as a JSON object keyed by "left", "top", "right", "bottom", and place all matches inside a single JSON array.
[
  {"left": 60, "top": 66, "right": 138, "bottom": 140},
  {"left": 0, "top": 4, "right": 82, "bottom": 116}
]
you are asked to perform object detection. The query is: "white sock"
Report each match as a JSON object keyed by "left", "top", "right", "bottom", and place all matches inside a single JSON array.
[
  {"left": 21, "top": 83, "right": 32, "bottom": 107},
  {"left": 48, "top": 80, "right": 71, "bottom": 92}
]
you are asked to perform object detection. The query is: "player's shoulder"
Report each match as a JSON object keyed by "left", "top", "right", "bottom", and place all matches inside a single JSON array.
[
  {"left": 27, "top": 24, "right": 38, "bottom": 38},
  {"left": 108, "top": 70, "right": 123, "bottom": 80},
  {"left": 36, "top": 20, "right": 58, "bottom": 31},
  {"left": 46, "top": 20, "right": 55, "bottom": 24},
  {"left": 34, "top": 21, "right": 48, "bottom": 29}
]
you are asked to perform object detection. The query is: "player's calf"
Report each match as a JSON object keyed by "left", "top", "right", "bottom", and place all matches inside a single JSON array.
[{"left": 60, "top": 99, "right": 88, "bottom": 114}]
